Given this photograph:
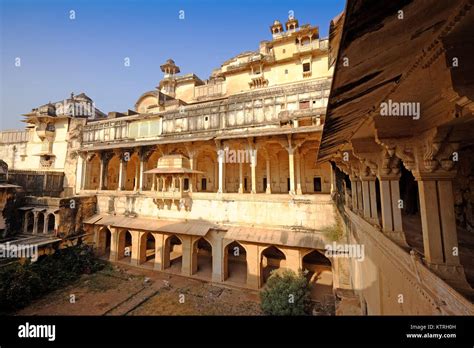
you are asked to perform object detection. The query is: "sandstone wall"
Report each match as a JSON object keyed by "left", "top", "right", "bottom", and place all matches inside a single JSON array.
[
  {"left": 453, "top": 145, "right": 474, "bottom": 233},
  {"left": 93, "top": 193, "right": 336, "bottom": 231}
]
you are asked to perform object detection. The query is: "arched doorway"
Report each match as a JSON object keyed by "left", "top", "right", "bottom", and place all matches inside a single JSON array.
[
  {"left": 224, "top": 241, "right": 247, "bottom": 284},
  {"left": 302, "top": 250, "right": 333, "bottom": 302},
  {"left": 97, "top": 227, "right": 112, "bottom": 258},
  {"left": 106, "top": 155, "right": 120, "bottom": 190},
  {"left": 118, "top": 230, "right": 133, "bottom": 263},
  {"left": 24, "top": 211, "right": 34, "bottom": 234},
  {"left": 139, "top": 232, "right": 156, "bottom": 266},
  {"left": 124, "top": 152, "right": 139, "bottom": 191},
  {"left": 86, "top": 155, "right": 100, "bottom": 190},
  {"left": 164, "top": 235, "right": 182, "bottom": 273},
  {"left": 47, "top": 213, "right": 55, "bottom": 233},
  {"left": 192, "top": 237, "right": 213, "bottom": 278},
  {"left": 37, "top": 212, "right": 45, "bottom": 234},
  {"left": 261, "top": 246, "right": 286, "bottom": 285}
]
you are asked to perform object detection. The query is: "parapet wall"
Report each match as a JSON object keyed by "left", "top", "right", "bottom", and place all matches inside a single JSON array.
[
  {"left": 92, "top": 192, "right": 336, "bottom": 231},
  {"left": 345, "top": 208, "right": 474, "bottom": 315}
]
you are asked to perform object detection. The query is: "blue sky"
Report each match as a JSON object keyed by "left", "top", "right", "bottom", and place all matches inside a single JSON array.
[{"left": 0, "top": 0, "right": 345, "bottom": 130}]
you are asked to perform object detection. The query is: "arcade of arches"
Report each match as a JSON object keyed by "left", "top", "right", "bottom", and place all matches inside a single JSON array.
[
  {"left": 92, "top": 226, "right": 335, "bottom": 292},
  {"left": 22, "top": 208, "right": 59, "bottom": 235},
  {"left": 80, "top": 137, "right": 332, "bottom": 195}
]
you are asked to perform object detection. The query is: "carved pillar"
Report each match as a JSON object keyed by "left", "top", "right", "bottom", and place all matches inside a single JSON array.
[
  {"left": 349, "top": 176, "right": 358, "bottom": 212},
  {"left": 356, "top": 179, "right": 363, "bottom": 213},
  {"left": 217, "top": 149, "right": 224, "bottom": 193},
  {"left": 23, "top": 212, "right": 29, "bottom": 234},
  {"left": 134, "top": 158, "right": 140, "bottom": 192},
  {"left": 250, "top": 151, "right": 256, "bottom": 194},
  {"left": 265, "top": 158, "right": 271, "bottom": 194},
  {"left": 118, "top": 153, "right": 125, "bottom": 191},
  {"left": 43, "top": 214, "right": 48, "bottom": 234},
  {"left": 181, "top": 235, "right": 193, "bottom": 276},
  {"left": 138, "top": 155, "right": 145, "bottom": 191},
  {"left": 380, "top": 131, "right": 470, "bottom": 290},
  {"left": 295, "top": 150, "right": 302, "bottom": 195},
  {"left": 98, "top": 154, "right": 104, "bottom": 190},
  {"left": 32, "top": 211, "right": 38, "bottom": 235},
  {"left": 189, "top": 156, "right": 195, "bottom": 193},
  {"left": 288, "top": 148, "right": 296, "bottom": 194},
  {"left": 238, "top": 162, "right": 244, "bottom": 194},
  {"left": 109, "top": 228, "right": 120, "bottom": 261},
  {"left": 154, "top": 233, "right": 164, "bottom": 271}
]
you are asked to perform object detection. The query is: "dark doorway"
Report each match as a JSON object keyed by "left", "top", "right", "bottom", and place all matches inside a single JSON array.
[{"left": 313, "top": 177, "right": 322, "bottom": 192}]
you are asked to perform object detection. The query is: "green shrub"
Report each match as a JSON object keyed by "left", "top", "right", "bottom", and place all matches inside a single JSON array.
[
  {"left": 0, "top": 244, "right": 104, "bottom": 313},
  {"left": 260, "top": 269, "right": 311, "bottom": 316},
  {"left": 0, "top": 263, "right": 42, "bottom": 310}
]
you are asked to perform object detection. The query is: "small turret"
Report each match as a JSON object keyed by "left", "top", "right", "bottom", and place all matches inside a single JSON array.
[
  {"left": 270, "top": 20, "right": 284, "bottom": 38},
  {"left": 285, "top": 17, "right": 299, "bottom": 32}
]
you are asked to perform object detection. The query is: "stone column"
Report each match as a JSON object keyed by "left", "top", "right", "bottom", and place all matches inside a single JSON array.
[
  {"left": 138, "top": 155, "right": 145, "bottom": 191},
  {"left": 154, "top": 233, "right": 164, "bottom": 271},
  {"left": 217, "top": 150, "right": 224, "bottom": 193},
  {"left": 416, "top": 172, "right": 469, "bottom": 290},
  {"left": 356, "top": 180, "right": 363, "bottom": 214},
  {"left": 181, "top": 235, "right": 193, "bottom": 276},
  {"left": 98, "top": 155, "right": 104, "bottom": 190},
  {"left": 32, "top": 212, "right": 39, "bottom": 235},
  {"left": 212, "top": 235, "right": 224, "bottom": 282},
  {"left": 80, "top": 156, "right": 88, "bottom": 190},
  {"left": 242, "top": 243, "right": 260, "bottom": 289},
  {"left": 53, "top": 214, "right": 59, "bottom": 232},
  {"left": 118, "top": 155, "right": 125, "bottom": 191},
  {"left": 359, "top": 174, "right": 379, "bottom": 224},
  {"left": 288, "top": 148, "right": 296, "bottom": 194},
  {"left": 265, "top": 158, "right": 271, "bottom": 194},
  {"left": 284, "top": 248, "right": 302, "bottom": 273},
  {"left": 134, "top": 159, "right": 140, "bottom": 192},
  {"left": 43, "top": 214, "right": 48, "bottom": 234},
  {"left": 151, "top": 174, "right": 156, "bottom": 191},
  {"left": 189, "top": 156, "right": 194, "bottom": 193},
  {"left": 417, "top": 175, "right": 461, "bottom": 266},
  {"left": 130, "top": 230, "right": 140, "bottom": 266},
  {"left": 378, "top": 175, "right": 406, "bottom": 245},
  {"left": 250, "top": 152, "right": 256, "bottom": 194},
  {"left": 349, "top": 176, "right": 358, "bottom": 212},
  {"left": 330, "top": 164, "right": 336, "bottom": 198},
  {"left": 109, "top": 228, "right": 120, "bottom": 261},
  {"left": 238, "top": 162, "right": 244, "bottom": 194},
  {"left": 23, "top": 212, "right": 29, "bottom": 234},
  {"left": 76, "top": 155, "right": 84, "bottom": 194},
  {"left": 138, "top": 232, "right": 147, "bottom": 264},
  {"left": 295, "top": 151, "right": 302, "bottom": 195}
]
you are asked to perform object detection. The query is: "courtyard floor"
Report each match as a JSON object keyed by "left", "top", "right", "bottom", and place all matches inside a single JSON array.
[{"left": 15, "top": 263, "right": 263, "bottom": 316}]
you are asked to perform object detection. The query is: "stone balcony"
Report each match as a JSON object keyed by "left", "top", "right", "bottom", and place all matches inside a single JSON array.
[{"left": 80, "top": 190, "right": 336, "bottom": 233}]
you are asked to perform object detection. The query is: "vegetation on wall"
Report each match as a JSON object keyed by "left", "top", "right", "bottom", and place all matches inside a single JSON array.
[
  {"left": 322, "top": 210, "right": 344, "bottom": 242},
  {"left": 260, "top": 269, "right": 311, "bottom": 315},
  {"left": 0, "top": 244, "right": 105, "bottom": 313},
  {"left": 2, "top": 191, "right": 25, "bottom": 237}
]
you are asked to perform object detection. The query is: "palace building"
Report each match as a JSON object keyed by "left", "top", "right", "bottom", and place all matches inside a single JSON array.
[{"left": 1, "top": 0, "right": 473, "bottom": 315}]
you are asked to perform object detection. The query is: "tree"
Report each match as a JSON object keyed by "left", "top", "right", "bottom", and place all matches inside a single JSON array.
[{"left": 260, "top": 269, "right": 311, "bottom": 315}]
